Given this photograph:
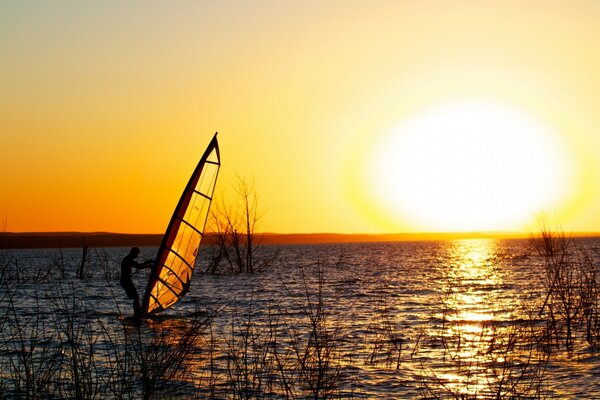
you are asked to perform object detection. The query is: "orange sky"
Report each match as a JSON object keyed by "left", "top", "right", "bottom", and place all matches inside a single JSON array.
[{"left": 2, "top": 1, "right": 600, "bottom": 234}]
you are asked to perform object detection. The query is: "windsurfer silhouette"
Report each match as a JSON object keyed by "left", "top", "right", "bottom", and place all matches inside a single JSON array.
[{"left": 120, "top": 247, "right": 153, "bottom": 320}]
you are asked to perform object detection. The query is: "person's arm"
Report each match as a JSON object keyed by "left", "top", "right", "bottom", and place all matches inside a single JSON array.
[{"left": 133, "top": 260, "right": 153, "bottom": 270}]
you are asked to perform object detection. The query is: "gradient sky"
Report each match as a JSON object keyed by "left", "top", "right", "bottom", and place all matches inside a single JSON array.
[{"left": 2, "top": 1, "right": 600, "bottom": 234}]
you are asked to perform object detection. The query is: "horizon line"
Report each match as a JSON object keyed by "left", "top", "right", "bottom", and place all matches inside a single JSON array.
[{"left": 3, "top": 230, "right": 600, "bottom": 249}]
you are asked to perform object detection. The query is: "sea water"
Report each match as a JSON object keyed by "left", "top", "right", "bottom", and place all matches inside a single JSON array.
[{"left": 2, "top": 238, "right": 600, "bottom": 398}]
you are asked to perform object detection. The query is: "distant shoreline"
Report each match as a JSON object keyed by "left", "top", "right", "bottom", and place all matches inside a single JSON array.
[
  {"left": 2, "top": 231, "right": 600, "bottom": 249},
  {"left": 0, "top": 232, "right": 164, "bottom": 249}
]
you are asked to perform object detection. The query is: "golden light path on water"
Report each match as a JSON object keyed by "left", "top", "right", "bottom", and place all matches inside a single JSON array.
[
  {"left": 437, "top": 239, "right": 507, "bottom": 396},
  {"left": 447, "top": 239, "right": 501, "bottom": 323}
]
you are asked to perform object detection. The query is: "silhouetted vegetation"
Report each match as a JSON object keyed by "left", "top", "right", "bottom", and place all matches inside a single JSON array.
[
  {"left": 77, "top": 238, "right": 89, "bottom": 279},
  {"left": 416, "top": 296, "right": 550, "bottom": 399},
  {"left": 4, "top": 231, "right": 600, "bottom": 398},
  {"left": 0, "top": 279, "right": 213, "bottom": 399},
  {"left": 530, "top": 221, "right": 600, "bottom": 350},
  {"left": 207, "top": 177, "right": 279, "bottom": 274}
]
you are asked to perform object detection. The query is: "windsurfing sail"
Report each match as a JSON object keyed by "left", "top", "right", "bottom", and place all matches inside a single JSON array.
[{"left": 141, "top": 133, "right": 220, "bottom": 315}]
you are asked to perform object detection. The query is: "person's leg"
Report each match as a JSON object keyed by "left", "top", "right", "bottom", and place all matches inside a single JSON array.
[
  {"left": 133, "top": 295, "right": 142, "bottom": 319},
  {"left": 124, "top": 283, "right": 141, "bottom": 319}
]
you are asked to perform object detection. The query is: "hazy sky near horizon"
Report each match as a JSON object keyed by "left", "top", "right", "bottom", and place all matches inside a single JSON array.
[{"left": 2, "top": 1, "right": 600, "bottom": 234}]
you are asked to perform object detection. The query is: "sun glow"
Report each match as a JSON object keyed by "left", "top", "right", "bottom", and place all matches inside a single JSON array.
[{"left": 364, "top": 101, "right": 572, "bottom": 232}]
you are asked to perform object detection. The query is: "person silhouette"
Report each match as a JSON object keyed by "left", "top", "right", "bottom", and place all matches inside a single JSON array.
[{"left": 120, "top": 247, "right": 153, "bottom": 319}]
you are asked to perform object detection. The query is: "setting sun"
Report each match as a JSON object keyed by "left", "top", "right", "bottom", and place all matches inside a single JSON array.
[{"left": 363, "top": 102, "right": 573, "bottom": 232}]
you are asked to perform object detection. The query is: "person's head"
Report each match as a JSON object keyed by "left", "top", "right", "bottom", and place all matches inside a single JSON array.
[{"left": 129, "top": 247, "right": 140, "bottom": 258}]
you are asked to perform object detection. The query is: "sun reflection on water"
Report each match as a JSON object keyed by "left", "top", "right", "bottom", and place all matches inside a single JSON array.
[
  {"left": 435, "top": 239, "right": 509, "bottom": 395},
  {"left": 445, "top": 239, "right": 503, "bottom": 324}
]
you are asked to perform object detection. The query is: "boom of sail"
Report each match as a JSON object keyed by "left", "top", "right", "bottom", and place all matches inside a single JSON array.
[{"left": 142, "top": 133, "right": 220, "bottom": 315}]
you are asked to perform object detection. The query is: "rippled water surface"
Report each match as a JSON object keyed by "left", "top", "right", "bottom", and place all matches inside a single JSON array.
[{"left": 2, "top": 238, "right": 600, "bottom": 398}]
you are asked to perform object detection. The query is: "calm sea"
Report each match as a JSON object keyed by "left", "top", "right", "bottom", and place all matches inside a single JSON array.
[{"left": 2, "top": 238, "right": 600, "bottom": 398}]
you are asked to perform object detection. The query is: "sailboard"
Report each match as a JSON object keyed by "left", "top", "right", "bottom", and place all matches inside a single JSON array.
[{"left": 141, "top": 133, "right": 220, "bottom": 316}]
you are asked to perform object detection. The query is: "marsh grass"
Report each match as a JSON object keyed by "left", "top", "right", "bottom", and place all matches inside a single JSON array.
[
  {"left": 221, "top": 298, "right": 276, "bottom": 398},
  {"left": 287, "top": 263, "right": 350, "bottom": 399},
  {"left": 132, "top": 313, "right": 212, "bottom": 399},
  {"left": 416, "top": 301, "right": 550, "bottom": 399},
  {"left": 200, "top": 260, "right": 357, "bottom": 399},
  {"left": 530, "top": 224, "right": 600, "bottom": 350},
  {"left": 3, "top": 239, "right": 600, "bottom": 398},
  {"left": 364, "top": 287, "right": 412, "bottom": 370},
  {"left": 1, "top": 289, "right": 62, "bottom": 399},
  {"left": 0, "top": 253, "right": 213, "bottom": 399}
]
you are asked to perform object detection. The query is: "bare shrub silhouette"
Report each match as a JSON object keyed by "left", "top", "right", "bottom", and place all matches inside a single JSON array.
[
  {"left": 207, "top": 177, "right": 278, "bottom": 274},
  {"left": 530, "top": 220, "right": 600, "bottom": 349}
]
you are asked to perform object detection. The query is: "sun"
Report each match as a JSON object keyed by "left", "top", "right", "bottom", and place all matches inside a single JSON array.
[{"left": 363, "top": 101, "right": 572, "bottom": 232}]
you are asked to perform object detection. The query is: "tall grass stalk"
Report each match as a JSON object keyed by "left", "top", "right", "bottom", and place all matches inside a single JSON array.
[
  {"left": 530, "top": 222, "right": 600, "bottom": 349},
  {"left": 417, "top": 302, "right": 550, "bottom": 399},
  {"left": 51, "top": 285, "right": 101, "bottom": 399},
  {"left": 132, "top": 312, "right": 213, "bottom": 399}
]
